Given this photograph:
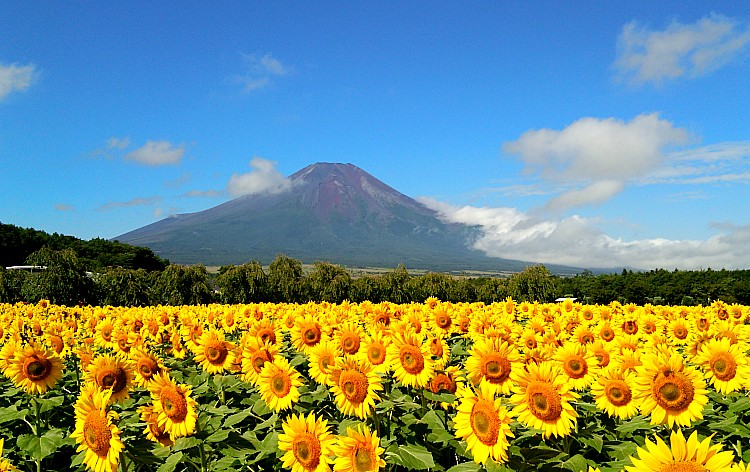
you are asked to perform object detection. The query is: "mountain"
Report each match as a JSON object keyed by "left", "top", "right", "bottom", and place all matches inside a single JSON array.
[{"left": 114, "top": 163, "right": 581, "bottom": 274}]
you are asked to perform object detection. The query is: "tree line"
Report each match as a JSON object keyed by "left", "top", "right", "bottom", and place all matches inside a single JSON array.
[
  {"left": 0, "top": 222, "right": 168, "bottom": 271},
  {"left": 2, "top": 246, "right": 749, "bottom": 307}
]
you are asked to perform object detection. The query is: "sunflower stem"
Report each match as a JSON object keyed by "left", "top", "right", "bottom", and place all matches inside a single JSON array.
[{"left": 31, "top": 395, "right": 42, "bottom": 472}]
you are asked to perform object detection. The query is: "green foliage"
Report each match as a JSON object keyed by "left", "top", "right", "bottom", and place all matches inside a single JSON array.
[
  {"left": 304, "top": 261, "right": 351, "bottom": 303},
  {"left": 152, "top": 264, "right": 214, "bottom": 305},
  {"left": 215, "top": 262, "right": 268, "bottom": 303},
  {"left": 94, "top": 267, "right": 154, "bottom": 306},
  {"left": 0, "top": 221, "right": 168, "bottom": 270},
  {"left": 510, "top": 265, "right": 557, "bottom": 302},
  {"left": 21, "top": 247, "right": 94, "bottom": 305},
  {"left": 267, "top": 254, "right": 305, "bottom": 303}
]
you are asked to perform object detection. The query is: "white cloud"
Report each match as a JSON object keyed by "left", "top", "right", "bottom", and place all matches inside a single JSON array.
[
  {"left": 238, "top": 53, "right": 290, "bottom": 91},
  {"left": 502, "top": 113, "right": 688, "bottom": 210},
  {"left": 54, "top": 203, "right": 75, "bottom": 212},
  {"left": 97, "top": 196, "right": 162, "bottom": 211},
  {"left": 182, "top": 189, "right": 223, "bottom": 198},
  {"left": 421, "top": 199, "right": 750, "bottom": 270},
  {"left": 0, "top": 62, "right": 36, "bottom": 100},
  {"left": 227, "top": 157, "right": 292, "bottom": 197},
  {"left": 106, "top": 137, "right": 130, "bottom": 150},
  {"left": 615, "top": 14, "right": 750, "bottom": 85},
  {"left": 124, "top": 141, "right": 185, "bottom": 166}
]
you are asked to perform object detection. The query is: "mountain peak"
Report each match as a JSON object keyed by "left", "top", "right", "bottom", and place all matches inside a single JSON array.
[{"left": 113, "top": 162, "right": 551, "bottom": 272}]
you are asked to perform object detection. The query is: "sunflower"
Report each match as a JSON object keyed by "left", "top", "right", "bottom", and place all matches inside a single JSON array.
[
  {"left": 308, "top": 341, "right": 342, "bottom": 386},
  {"left": 329, "top": 357, "right": 383, "bottom": 419},
  {"left": 519, "top": 329, "right": 542, "bottom": 351},
  {"left": 335, "top": 322, "right": 364, "bottom": 356},
  {"left": 587, "top": 340, "right": 615, "bottom": 369},
  {"left": 358, "top": 330, "right": 392, "bottom": 374},
  {"left": 454, "top": 383, "right": 514, "bottom": 464},
  {"left": 509, "top": 361, "right": 578, "bottom": 438},
  {"left": 590, "top": 365, "right": 639, "bottom": 419},
  {"left": 0, "top": 340, "right": 18, "bottom": 375},
  {"left": 428, "top": 365, "right": 463, "bottom": 395},
  {"left": 625, "top": 429, "right": 736, "bottom": 472},
  {"left": 553, "top": 341, "right": 598, "bottom": 391},
  {"left": 139, "top": 404, "right": 174, "bottom": 447},
  {"left": 129, "top": 346, "right": 165, "bottom": 388},
  {"left": 465, "top": 337, "right": 521, "bottom": 395},
  {"left": 5, "top": 342, "right": 63, "bottom": 395},
  {"left": 292, "top": 317, "right": 327, "bottom": 354},
  {"left": 633, "top": 352, "right": 708, "bottom": 428},
  {"left": 595, "top": 321, "right": 617, "bottom": 344},
  {"left": 429, "top": 304, "right": 455, "bottom": 335},
  {"left": 693, "top": 337, "right": 750, "bottom": 394},
  {"left": 333, "top": 425, "right": 386, "bottom": 472},
  {"left": 247, "top": 318, "right": 284, "bottom": 347},
  {"left": 148, "top": 371, "right": 198, "bottom": 439},
  {"left": 0, "top": 438, "right": 17, "bottom": 472},
  {"left": 95, "top": 319, "right": 116, "bottom": 349},
  {"left": 665, "top": 317, "right": 694, "bottom": 346},
  {"left": 85, "top": 354, "right": 134, "bottom": 404},
  {"left": 240, "top": 337, "right": 279, "bottom": 386},
  {"left": 258, "top": 356, "right": 303, "bottom": 412},
  {"left": 387, "top": 331, "right": 434, "bottom": 388},
  {"left": 278, "top": 412, "right": 336, "bottom": 472},
  {"left": 193, "top": 328, "right": 237, "bottom": 374},
  {"left": 70, "top": 384, "right": 124, "bottom": 472},
  {"left": 425, "top": 333, "right": 450, "bottom": 369}
]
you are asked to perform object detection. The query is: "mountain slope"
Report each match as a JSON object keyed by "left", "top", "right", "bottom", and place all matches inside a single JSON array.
[{"left": 114, "top": 163, "right": 579, "bottom": 273}]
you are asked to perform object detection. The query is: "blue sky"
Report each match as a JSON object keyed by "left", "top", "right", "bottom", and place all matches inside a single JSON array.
[{"left": 2, "top": 2, "right": 749, "bottom": 270}]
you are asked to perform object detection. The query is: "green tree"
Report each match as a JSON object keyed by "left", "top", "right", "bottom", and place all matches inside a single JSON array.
[
  {"left": 21, "top": 247, "right": 94, "bottom": 305},
  {"left": 510, "top": 264, "right": 556, "bottom": 302},
  {"left": 215, "top": 262, "right": 268, "bottom": 303},
  {"left": 305, "top": 261, "right": 351, "bottom": 303},
  {"left": 407, "top": 272, "right": 453, "bottom": 302},
  {"left": 0, "top": 267, "right": 29, "bottom": 303},
  {"left": 152, "top": 264, "right": 214, "bottom": 305},
  {"left": 267, "top": 254, "right": 304, "bottom": 303},
  {"left": 380, "top": 264, "right": 412, "bottom": 304},
  {"left": 94, "top": 267, "right": 153, "bottom": 306}
]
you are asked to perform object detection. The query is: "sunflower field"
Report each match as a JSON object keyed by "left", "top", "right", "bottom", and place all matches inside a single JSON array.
[{"left": 1, "top": 298, "right": 749, "bottom": 472}]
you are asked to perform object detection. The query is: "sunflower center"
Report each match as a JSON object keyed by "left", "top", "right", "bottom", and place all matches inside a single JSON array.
[
  {"left": 303, "top": 325, "right": 322, "bottom": 346},
  {"left": 83, "top": 410, "right": 113, "bottom": 456},
  {"left": 258, "top": 328, "right": 276, "bottom": 344},
  {"left": 49, "top": 335, "right": 65, "bottom": 354},
  {"left": 482, "top": 354, "right": 511, "bottom": 384},
  {"left": 563, "top": 356, "right": 587, "bottom": 378},
  {"left": 643, "top": 321, "right": 656, "bottom": 334},
  {"left": 97, "top": 367, "right": 127, "bottom": 394},
  {"left": 594, "top": 351, "right": 610, "bottom": 368},
  {"left": 161, "top": 387, "right": 188, "bottom": 422},
  {"left": 580, "top": 333, "right": 594, "bottom": 345},
  {"left": 527, "top": 382, "right": 563, "bottom": 421},
  {"left": 600, "top": 328, "right": 615, "bottom": 342},
  {"left": 293, "top": 433, "right": 321, "bottom": 469},
  {"left": 470, "top": 401, "right": 500, "bottom": 445},
  {"left": 353, "top": 446, "right": 375, "bottom": 472},
  {"left": 525, "top": 337, "right": 537, "bottom": 349},
  {"left": 340, "top": 370, "right": 368, "bottom": 404},
  {"left": 623, "top": 321, "right": 638, "bottom": 335},
  {"left": 430, "top": 373, "right": 456, "bottom": 393},
  {"left": 436, "top": 314, "right": 451, "bottom": 329},
  {"left": 400, "top": 346, "right": 425, "bottom": 375},
  {"left": 138, "top": 359, "right": 159, "bottom": 380},
  {"left": 271, "top": 372, "right": 292, "bottom": 397},
  {"left": 251, "top": 351, "right": 272, "bottom": 373},
  {"left": 341, "top": 334, "right": 361, "bottom": 354},
  {"left": 367, "top": 345, "right": 385, "bottom": 365},
  {"left": 658, "top": 461, "right": 706, "bottom": 472},
  {"left": 711, "top": 353, "right": 737, "bottom": 381},
  {"left": 604, "top": 380, "right": 632, "bottom": 406},
  {"left": 24, "top": 356, "right": 52, "bottom": 381},
  {"left": 673, "top": 326, "right": 688, "bottom": 339},
  {"left": 205, "top": 343, "right": 228, "bottom": 365},
  {"left": 429, "top": 339, "right": 443, "bottom": 357},
  {"left": 101, "top": 327, "right": 112, "bottom": 341},
  {"left": 653, "top": 372, "right": 695, "bottom": 412}
]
